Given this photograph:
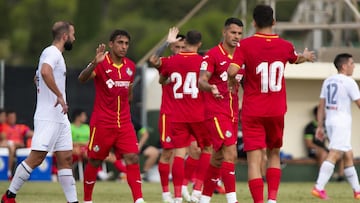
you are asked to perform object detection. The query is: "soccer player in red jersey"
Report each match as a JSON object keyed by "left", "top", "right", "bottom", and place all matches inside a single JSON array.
[
  {"left": 198, "top": 17, "right": 244, "bottom": 203},
  {"left": 152, "top": 30, "right": 212, "bottom": 203},
  {"left": 149, "top": 27, "right": 186, "bottom": 203},
  {"left": 78, "top": 30, "right": 145, "bottom": 203},
  {"left": 227, "top": 5, "right": 315, "bottom": 203}
]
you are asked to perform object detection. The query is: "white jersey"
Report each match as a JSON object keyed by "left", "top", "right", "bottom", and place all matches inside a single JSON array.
[
  {"left": 34, "top": 45, "right": 68, "bottom": 123},
  {"left": 320, "top": 74, "right": 360, "bottom": 127}
]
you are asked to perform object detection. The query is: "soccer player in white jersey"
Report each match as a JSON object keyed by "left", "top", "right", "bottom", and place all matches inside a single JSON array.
[
  {"left": 1, "top": 21, "right": 78, "bottom": 203},
  {"left": 312, "top": 53, "right": 360, "bottom": 200}
]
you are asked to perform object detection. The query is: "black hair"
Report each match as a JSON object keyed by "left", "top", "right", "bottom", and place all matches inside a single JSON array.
[
  {"left": 224, "top": 17, "right": 243, "bottom": 27},
  {"left": 52, "top": 21, "right": 73, "bottom": 40},
  {"left": 185, "top": 30, "right": 201, "bottom": 45},
  {"left": 253, "top": 4, "right": 274, "bottom": 29},
  {"left": 109, "top": 29, "right": 131, "bottom": 42},
  {"left": 333, "top": 53, "right": 352, "bottom": 71},
  {"left": 176, "top": 34, "right": 186, "bottom": 41},
  {"left": 312, "top": 106, "right": 318, "bottom": 117},
  {"left": 71, "top": 108, "right": 85, "bottom": 122}
]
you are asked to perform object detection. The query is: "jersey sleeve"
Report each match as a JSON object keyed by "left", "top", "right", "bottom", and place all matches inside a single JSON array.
[
  {"left": 159, "top": 56, "right": 171, "bottom": 77},
  {"left": 348, "top": 78, "right": 360, "bottom": 101},
  {"left": 319, "top": 80, "right": 327, "bottom": 99},
  {"left": 200, "top": 51, "right": 216, "bottom": 73},
  {"left": 42, "top": 48, "right": 60, "bottom": 70},
  {"left": 231, "top": 45, "right": 245, "bottom": 69},
  {"left": 287, "top": 43, "right": 298, "bottom": 64}
]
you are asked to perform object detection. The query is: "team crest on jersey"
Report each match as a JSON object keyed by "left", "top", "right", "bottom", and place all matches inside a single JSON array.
[
  {"left": 200, "top": 61, "right": 208, "bottom": 71},
  {"left": 165, "top": 136, "right": 171, "bottom": 143},
  {"left": 126, "top": 67, "right": 133, "bottom": 76},
  {"left": 93, "top": 145, "right": 100, "bottom": 152},
  {"left": 225, "top": 130, "right": 232, "bottom": 138}
]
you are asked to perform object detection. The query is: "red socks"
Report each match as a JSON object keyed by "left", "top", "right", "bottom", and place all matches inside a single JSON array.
[
  {"left": 126, "top": 163, "right": 143, "bottom": 202},
  {"left": 184, "top": 156, "right": 198, "bottom": 185},
  {"left": 172, "top": 156, "right": 185, "bottom": 198},
  {"left": 202, "top": 164, "right": 221, "bottom": 197},
  {"left": 266, "top": 167, "right": 281, "bottom": 201},
  {"left": 248, "top": 178, "right": 264, "bottom": 203},
  {"left": 83, "top": 163, "right": 98, "bottom": 201},
  {"left": 221, "top": 161, "right": 236, "bottom": 193},
  {"left": 193, "top": 153, "right": 211, "bottom": 191},
  {"left": 158, "top": 161, "right": 170, "bottom": 193},
  {"left": 113, "top": 160, "right": 127, "bottom": 173}
]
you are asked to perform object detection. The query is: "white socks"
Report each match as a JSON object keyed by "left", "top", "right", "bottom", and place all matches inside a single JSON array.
[
  {"left": 58, "top": 169, "right": 78, "bottom": 203},
  {"left": 344, "top": 166, "right": 360, "bottom": 191},
  {"left": 225, "top": 192, "right": 237, "bottom": 203},
  {"left": 9, "top": 161, "right": 32, "bottom": 194},
  {"left": 315, "top": 161, "right": 335, "bottom": 190}
]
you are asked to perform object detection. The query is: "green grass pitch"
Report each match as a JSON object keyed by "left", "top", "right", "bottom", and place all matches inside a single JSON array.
[{"left": 0, "top": 181, "right": 357, "bottom": 203}]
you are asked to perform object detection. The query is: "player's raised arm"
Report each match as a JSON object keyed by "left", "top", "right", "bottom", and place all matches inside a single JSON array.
[{"left": 78, "top": 43, "right": 108, "bottom": 83}]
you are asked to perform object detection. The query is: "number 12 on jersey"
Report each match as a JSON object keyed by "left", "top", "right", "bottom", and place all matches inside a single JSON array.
[{"left": 256, "top": 61, "right": 285, "bottom": 93}]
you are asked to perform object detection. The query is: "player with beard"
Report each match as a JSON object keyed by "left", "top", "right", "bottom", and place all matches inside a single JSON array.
[{"left": 1, "top": 21, "right": 78, "bottom": 203}]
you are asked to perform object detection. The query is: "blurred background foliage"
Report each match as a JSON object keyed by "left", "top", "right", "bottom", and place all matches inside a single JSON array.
[{"left": 0, "top": 0, "right": 299, "bottom": 68}]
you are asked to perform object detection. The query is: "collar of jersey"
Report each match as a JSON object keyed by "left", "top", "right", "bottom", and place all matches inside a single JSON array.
[
  {"left": 105, "top": 54, "right": 124, "bottom": 69},
  {"left": 218, "top": 43, "right": 233, "bottom": 60},
  {"left": 179, "top": 51, "right": 197, "bottom": 56},
  {"left": 254, "top": 33, "right": 279, "bottom": 39}
]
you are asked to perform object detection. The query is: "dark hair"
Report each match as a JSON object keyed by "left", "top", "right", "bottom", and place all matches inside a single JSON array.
[
  {"left": 185, "top": 30, "right": 201, "bottom": 45},
  {"left": 6, "top": 109, "right": 15, "bottom": 115},
  {"left": 312, "top": 106, "right": 318, "bottom": 117},
  {"left": 333, "top": 53, "right": 352, "bottom": 71},
  {"left": 253, "top": 4, "right": 274, "bottom": 29},
  {"left": 71, "top": 108, "right": 85, "bottom": 122},
  {"left": 176, "top": 34, "right": 186, "bottom": 41},
  {"left": 224, "top": 17, "right": 243, "bottom": 27},
  {"left": 109, "top": 29, "right": 131, "bottom": 42},
  {"left": 0, "top": 108, "right": 5, "bottom": 114},
  {"left": 52, "top": 21, "right": 73, "bottom": 40}
]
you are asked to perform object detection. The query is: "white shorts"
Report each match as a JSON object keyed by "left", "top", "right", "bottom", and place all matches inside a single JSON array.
[
  {"left": 326, "top": 124, "right": 352, "bottom": 152},
  {"left": 31, "top": 119, "right": 73, "bottom": 152}
]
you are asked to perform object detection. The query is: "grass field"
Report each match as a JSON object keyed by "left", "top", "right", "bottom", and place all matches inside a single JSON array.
[{"left": 0, "top": 181, "right": 357, "bottom": 203}]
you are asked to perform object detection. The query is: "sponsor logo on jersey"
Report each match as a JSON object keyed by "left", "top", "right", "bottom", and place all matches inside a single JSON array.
[
  {"left": 105, "top": 69, "right": 112, "bottom": 73},
  {"left": 165, "top": 136, "right": 171, "bottom": 143},
  {"left": 105, "top": 79, "right": 130, "bottom": 89}
]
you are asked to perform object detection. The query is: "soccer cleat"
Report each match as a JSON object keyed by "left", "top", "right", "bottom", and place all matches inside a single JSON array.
[
  {"left": 354, "top": 191, "right": 360, "bottom": 199},
  {"left": 1, "top": 193, "right": 16, "bottom": 203},
  {"left": 162, "top": 192, "right": 174, "bottom": 203},
  {"left": 181, "top": 186, "right": 191, "bottom": 202},
  {"left": 214, "top": 184, "right": 226, "bottom": 194},
  {"left": 311, "top": 187, "right": 329, "bottom": 200},
  {"left": 190, "top": 191, "right": 201, "bottom": 203}
]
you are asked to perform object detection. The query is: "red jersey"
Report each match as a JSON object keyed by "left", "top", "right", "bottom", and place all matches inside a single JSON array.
[
  {"left": 158, "top": 64, "right": 173, "bottom": 115},
  {"left": 90, "top": 54, "right": 136, "bottom": 128},
  {"left": 2, "top": 123, "right": 30, "bottom": 144},
  {"left": 232, "top": 33, "right": 298, "bottom": 117},
  {"left": 201, "top": 43, "right": 243, "bottom": 121},
  {"left": 160, "top": 52, "right": 204, "bottom": 122}
]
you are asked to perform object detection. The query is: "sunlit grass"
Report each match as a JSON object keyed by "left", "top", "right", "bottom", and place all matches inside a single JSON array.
[{"left": 0, "top": 181, "right": 356, "bottom": 203}]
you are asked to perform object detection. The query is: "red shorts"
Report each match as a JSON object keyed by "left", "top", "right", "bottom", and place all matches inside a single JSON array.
[
  {"left": 206, "top": 117, "right": 238, "bottom": 152},
  {"left": 158, "top": 113, "right": 175, "bottom": 149},
  {"left": 87, "top": 122, "right": 139, "bottom": 160},
  {"left": 171, "top": 121, "right": 211, "bottom": 149},
  {"left": 241, "top": 115, "right": 284, "bottom": 151}
]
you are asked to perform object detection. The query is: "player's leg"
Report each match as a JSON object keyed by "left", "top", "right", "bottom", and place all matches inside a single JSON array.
[
  {"left": 199, "top": 149, "right": 222, "bottom": 203},
  {"left": 264, "top": 116, "right": 284, "bottom": 203},
  {"left": 158, "top": 113, "right": 175, "bottom": 202},
  {"left": 119, "top": 122, "right": 145, "bottom": 203},
  {"left": 190, "top": 122, "right": 213, "bottom": 202},
  {"left": 2, "top": 150, "right": 48, "bottom": 202},
  {"left": 343, "top": 150, "right": 360, "bottom": 199},
  {"left": 171, "top": 122, "right": 192, "bottom": 203},
  {"left": 83, "top": 126, "right": 113, "bottom": 203},
  {"left": 141, "top": 145, "right": 160, "bottom": 179},
  {"left": 242, "top": 116, "right": 267, "bottom": 203}
]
